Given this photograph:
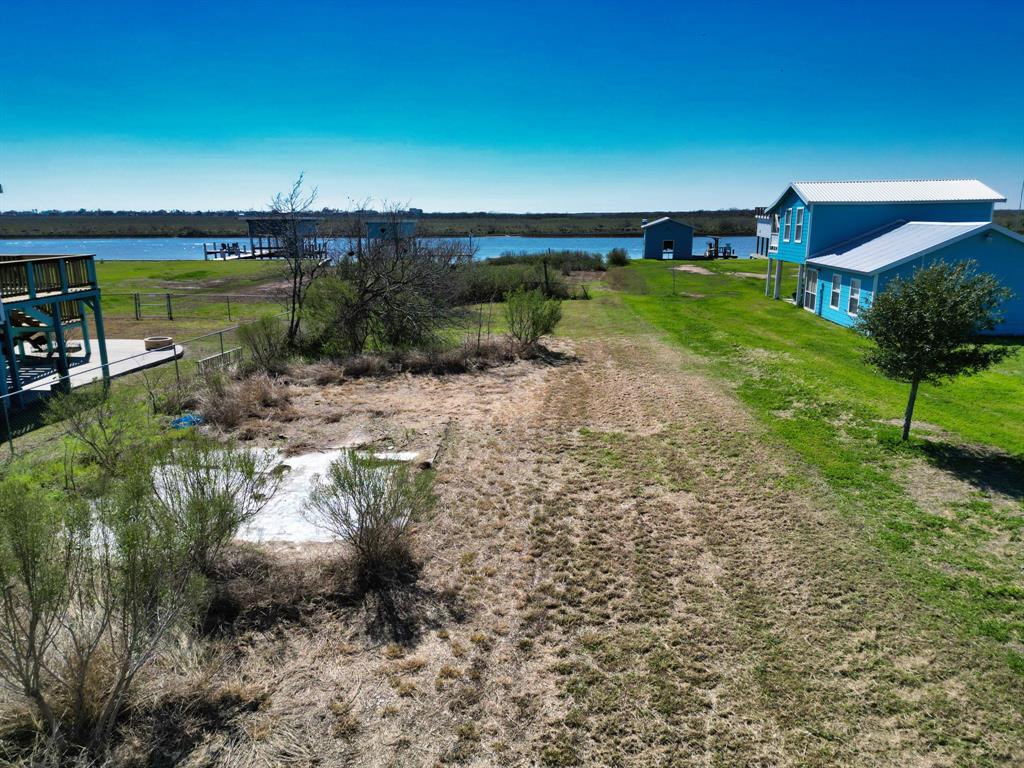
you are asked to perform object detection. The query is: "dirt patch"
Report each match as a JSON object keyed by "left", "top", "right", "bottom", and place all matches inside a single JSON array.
[
  {"left": 731, "top": 271, "right": 767, "bottom": 279},
  {"left": 672, "top": 264, "right": 714, "bottom": 275}
]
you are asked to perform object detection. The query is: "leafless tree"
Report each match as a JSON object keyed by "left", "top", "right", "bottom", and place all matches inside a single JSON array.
[
  {"left": 270, "top": 174, "right": 333, "bottom": 346},
  {"left": 304, "top": 203, "right": 477, "bottom": 355}
]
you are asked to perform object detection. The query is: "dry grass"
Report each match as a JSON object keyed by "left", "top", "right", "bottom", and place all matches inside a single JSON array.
[
  {"left": 197, "top": 371, "right": 294, "bottom": 428},
  {"left": 6, "top": 321, "right": 1022, "bottom": 765}
]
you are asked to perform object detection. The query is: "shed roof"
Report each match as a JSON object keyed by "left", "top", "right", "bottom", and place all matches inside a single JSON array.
[
  {"left": 641, "top": 217, "right": 693, "bottom": 229},
  {"left": 804, "top": 220, "right": 1024, "bottom": 275},
  {"left": 767, "top": 179, "right": 1005, "bottom": 212}
]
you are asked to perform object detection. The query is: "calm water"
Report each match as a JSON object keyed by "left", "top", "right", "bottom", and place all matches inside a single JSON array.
[{"left": 0, "top": 235, "right": 757, "bottom": 261}]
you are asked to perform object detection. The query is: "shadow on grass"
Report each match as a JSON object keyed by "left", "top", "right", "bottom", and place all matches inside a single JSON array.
[
  {"left": 918, "top": 439, "right": 1024, "bottom": 501},
  {"left": 201, "top": 543, "right": 468, "bottom": 647}
]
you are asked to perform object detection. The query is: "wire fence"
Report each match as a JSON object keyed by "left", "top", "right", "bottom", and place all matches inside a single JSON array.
[
  {"left": 103, "top": 292, "right": 281, "bottom": 322},
  {"left": 0, "top": 314, "right": 280, "bottom": 459}
]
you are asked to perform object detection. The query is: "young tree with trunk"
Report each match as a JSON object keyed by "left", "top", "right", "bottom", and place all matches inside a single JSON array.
[
  {"left": 270, "top": 174, "right": 333, "bottom": 346},
  {"left": 855, "top": 260, "right": 1015, "bottom": 440}
]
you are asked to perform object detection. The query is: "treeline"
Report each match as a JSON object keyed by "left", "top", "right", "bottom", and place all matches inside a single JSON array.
[{"left": 0, "top": 210, "right": 759, "bottom": 238}]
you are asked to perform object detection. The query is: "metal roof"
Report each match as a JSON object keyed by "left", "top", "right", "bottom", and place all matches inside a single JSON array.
[
  {"left": 767, "top": 179, "right": 1006, "bottom": 212},
  {"left": 641, "top": 216, "right": 693, "bottom": 229},
  {"left": 806, "top": 221, "right": 993, "bottom": 274}
]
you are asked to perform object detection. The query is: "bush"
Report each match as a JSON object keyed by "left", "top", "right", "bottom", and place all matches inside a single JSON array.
[
  {"left": 0, "top": 470, "right": 197, "bottom": 754},
  {"left": 197, "top": 371, "right": 291, "bottom": 428},
  {"left": 505, "top": 288, "right": 563, "bottom": 350},
  {"left": 151, "top": 434, "right": 279, "bottom": 573},
  {"left": 307, "top": 454, "right": 430, "bottom": 587},
  {"left": 237, "top": 315, "right": 289, "bottom": 375},
  {"left": 607, "top": 247, "right": 629, "bottom": 267}
]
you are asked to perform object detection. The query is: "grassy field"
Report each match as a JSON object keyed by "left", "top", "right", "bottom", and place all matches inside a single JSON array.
[
  {"left": 94, "top": 259, "right": 283, "bottom": 336},
  {"left": 5, "top": 257, "right": 1024, "bottom": 764},
  {"left": 587, "top": 260, "right": 1024, "bottom": 674}
]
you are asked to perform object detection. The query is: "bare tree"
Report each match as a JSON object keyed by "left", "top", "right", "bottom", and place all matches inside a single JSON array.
[
  {"left": 270, "top": 174, "right": 333, "bottom": 346},
  {"left": 304, "top": 203, "right": 476, "bottom": 355}
]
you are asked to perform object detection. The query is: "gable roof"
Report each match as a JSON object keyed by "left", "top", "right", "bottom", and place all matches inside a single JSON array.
[
  {"left": 805, "top": 220, "right": 1024, "bottom": 275},
  {"left": 641, "top": 216, "right": 693, "bottom": 230},
  {"left": 767, "top": 179, "right": 1005, "bottom": 212}
]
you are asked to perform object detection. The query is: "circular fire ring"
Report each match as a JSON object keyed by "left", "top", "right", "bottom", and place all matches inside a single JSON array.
[{"left": 144, "top": 336, "right": 174, "bottom": 351}]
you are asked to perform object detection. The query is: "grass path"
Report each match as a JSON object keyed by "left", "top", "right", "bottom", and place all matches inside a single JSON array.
[{"left": 429, "top": 293, "right": 1024, "bottom": 765}]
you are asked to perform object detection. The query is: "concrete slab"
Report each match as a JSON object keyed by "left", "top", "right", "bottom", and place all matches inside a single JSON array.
[{"left": 16, "top": 339, "right": 184, "bottom": 394}]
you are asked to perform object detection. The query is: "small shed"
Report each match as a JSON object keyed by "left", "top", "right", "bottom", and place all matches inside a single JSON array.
[{"left": 641, "top": 217, "right": 694, "bottom": 260}]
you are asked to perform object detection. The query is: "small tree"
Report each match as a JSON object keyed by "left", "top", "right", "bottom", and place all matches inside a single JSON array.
[
  {"left": 856, "top": 260, "right": 1015, "bottom": 440},
  {"left": 270, "top": 174, "right": 333, "bottom": 346},
  {"left": 607, "top": 247, "right": 629, "bottom": 267}
]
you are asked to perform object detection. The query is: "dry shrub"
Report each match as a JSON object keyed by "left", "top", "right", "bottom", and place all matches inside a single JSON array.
[
  {"left": 198, "top": 372, "right": 292, "bottom": 428},
  {"left": 343, "top": 355, "right": 388, "bottom": 378}
]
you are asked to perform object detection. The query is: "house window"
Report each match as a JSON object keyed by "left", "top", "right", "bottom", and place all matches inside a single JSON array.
[
  {"left": 848, "top": 278, "right": 861, "bottom": 315},
  {"left": 829, "top": 274, "right": 841, "bottom": 309},
  {"left": 794, "top": 208, "right": 804, "bottom": 243},
  {"left": 783, "top": 208, "right": 792, "bottom": 242},
  {"left": 662, "top": 240, "right": 674, "bottom": 258}
]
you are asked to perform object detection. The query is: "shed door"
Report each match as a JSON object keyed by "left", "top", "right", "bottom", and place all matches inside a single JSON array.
[{"left": 662, "top": 240, "right": 674, "bottom": 259}]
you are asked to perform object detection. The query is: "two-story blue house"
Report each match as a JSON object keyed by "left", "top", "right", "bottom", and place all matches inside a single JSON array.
[{"left": 756, "top": 179, "right": 1024, "bottom": 335}]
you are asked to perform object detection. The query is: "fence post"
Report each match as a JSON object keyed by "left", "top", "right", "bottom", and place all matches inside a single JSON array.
[
  {"left": 226, "top": 295, "right": 232, "bottom": 321},
  {"left": 173, "top": 349, "right": 180, "bottom": 385},
  {"left": 166, "top": 293, "right": 174, "bottom": 321},
  {"left": 134, "top": 292, "right": 141, "bottom": 320},
  {"left": 219, "top": 331, "right": 225, "bottom": 356},
  {"left": 2, "top": 402, "right": 13, "bottom": 460}
]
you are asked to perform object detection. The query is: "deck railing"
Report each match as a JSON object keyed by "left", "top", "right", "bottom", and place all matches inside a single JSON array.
[{"left": 0, "top": 255, "right": 96, "bottom": 301}]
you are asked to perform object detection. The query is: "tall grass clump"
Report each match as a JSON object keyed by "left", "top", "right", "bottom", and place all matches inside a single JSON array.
[
  {"left": 505, "top": 288, "right": 563, "bottom": 351},
  {"left": 307, "top": 454, "right": 430, "bottom": 587}
]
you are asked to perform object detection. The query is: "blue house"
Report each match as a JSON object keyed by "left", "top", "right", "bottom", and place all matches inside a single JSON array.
[
  {"left": 756, "top": 179, "right": 1024, "bottom": 335},
  {"left": 641, "top": 217, "right": 694, "bottom": 260}
]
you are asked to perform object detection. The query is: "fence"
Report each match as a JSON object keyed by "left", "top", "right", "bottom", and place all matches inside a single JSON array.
[
  {"left": 103, "top": 292, "right": 280, "bottom": 322},
  {"left": 0, "top": 315, "right": 280, "bottom": 459}
]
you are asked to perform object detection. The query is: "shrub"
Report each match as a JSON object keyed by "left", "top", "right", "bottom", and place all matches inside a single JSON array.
[
  {"left": 151, "top": 434, "right": 280, "bottom": 573},
  {"left": 307, "top": 454, "right": 430, "bottom": 587},
  {"left": 0, "top": 470, "right": 197, "bottom": 754},
  {"left": 44, "top": 386, "right": 159, "bottom": 487},
  {"left": 607, "top": 247, "right": 629, "bottom": 267},
  {"left": 504, "top": 288, "right": 563, "bottom": 350},
  {"left": 196, "top": 371, "right": 291, "bottom": 428},
  {"left": 237, "top": 315, "right": 289, "bottom": 375}
]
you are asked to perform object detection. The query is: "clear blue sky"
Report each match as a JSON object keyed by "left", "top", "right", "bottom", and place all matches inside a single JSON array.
[{"left": 2, "top": 0, "right": 1022, "bottom": 212}]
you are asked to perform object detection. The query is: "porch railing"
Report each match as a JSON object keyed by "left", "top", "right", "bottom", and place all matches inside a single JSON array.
[{"left": 0, "top": 255, "right": 97, "bottom": 301}]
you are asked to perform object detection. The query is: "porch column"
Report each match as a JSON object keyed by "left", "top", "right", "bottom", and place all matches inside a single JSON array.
[
  {"left": 773, "top": 259, "right": 783, "bottom": 300},
  {"left": 764, "top": 257, "right": 773, "bottom": 296},
  {"left": 796, "top": 264, "right": 805, "bottom": 307},
  {"left": 51, "top": 302, "right": 71, "bottom": 394},
  {"left": 90, "top": 296, "right": 111, "bottom": 386}
]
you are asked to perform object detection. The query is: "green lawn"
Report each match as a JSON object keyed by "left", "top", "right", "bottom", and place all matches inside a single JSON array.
[
  {"left": 568, "top": 260, "right": 1024, "bottom": 672},
  {"left": 95, "top": 260, "right": 282, "bottom": 332}
]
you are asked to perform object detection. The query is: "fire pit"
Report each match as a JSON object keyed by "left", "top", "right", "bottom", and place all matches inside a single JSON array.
[{"left": 144, "top": 336, "right": 174, "bottom": 351}]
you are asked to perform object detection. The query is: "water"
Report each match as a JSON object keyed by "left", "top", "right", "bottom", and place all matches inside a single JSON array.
[{"left": 0, "top": 234, "right": 757, "bottom": 261}]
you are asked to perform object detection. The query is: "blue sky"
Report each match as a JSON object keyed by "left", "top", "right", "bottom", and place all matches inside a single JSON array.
[{"left": 2, "top": 0, "right": 1022, "bottom": 212}]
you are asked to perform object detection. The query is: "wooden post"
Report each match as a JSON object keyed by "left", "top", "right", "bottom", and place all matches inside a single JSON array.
[
  {"left": 773, "top": 259, "right": 783, "bottom": 300},
  {"left": 764, "top": 258, "right": 773, "bottom": 296},
  {"left": 166, "top": 293, "right": 174, "bottom": 321},
  {"left": 50, "top": 302, "right": 71, "bottom": 394},
  {"left": 226, "top": 295, "right": 232, "bottom": 321},
  {"left": 134, "top": 292, "right": 141, "bottom": 320}
]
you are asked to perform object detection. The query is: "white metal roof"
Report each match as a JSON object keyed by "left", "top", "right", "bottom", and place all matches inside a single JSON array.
[
  {"left": 806, "top": 220, "right": 996, "bottom": 274},
  {"left": 767, "top": 179, "right": 1005, "bottom": 212},
  {"left": 641, "top": 216, "right": 693, "bottom": 229}
]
